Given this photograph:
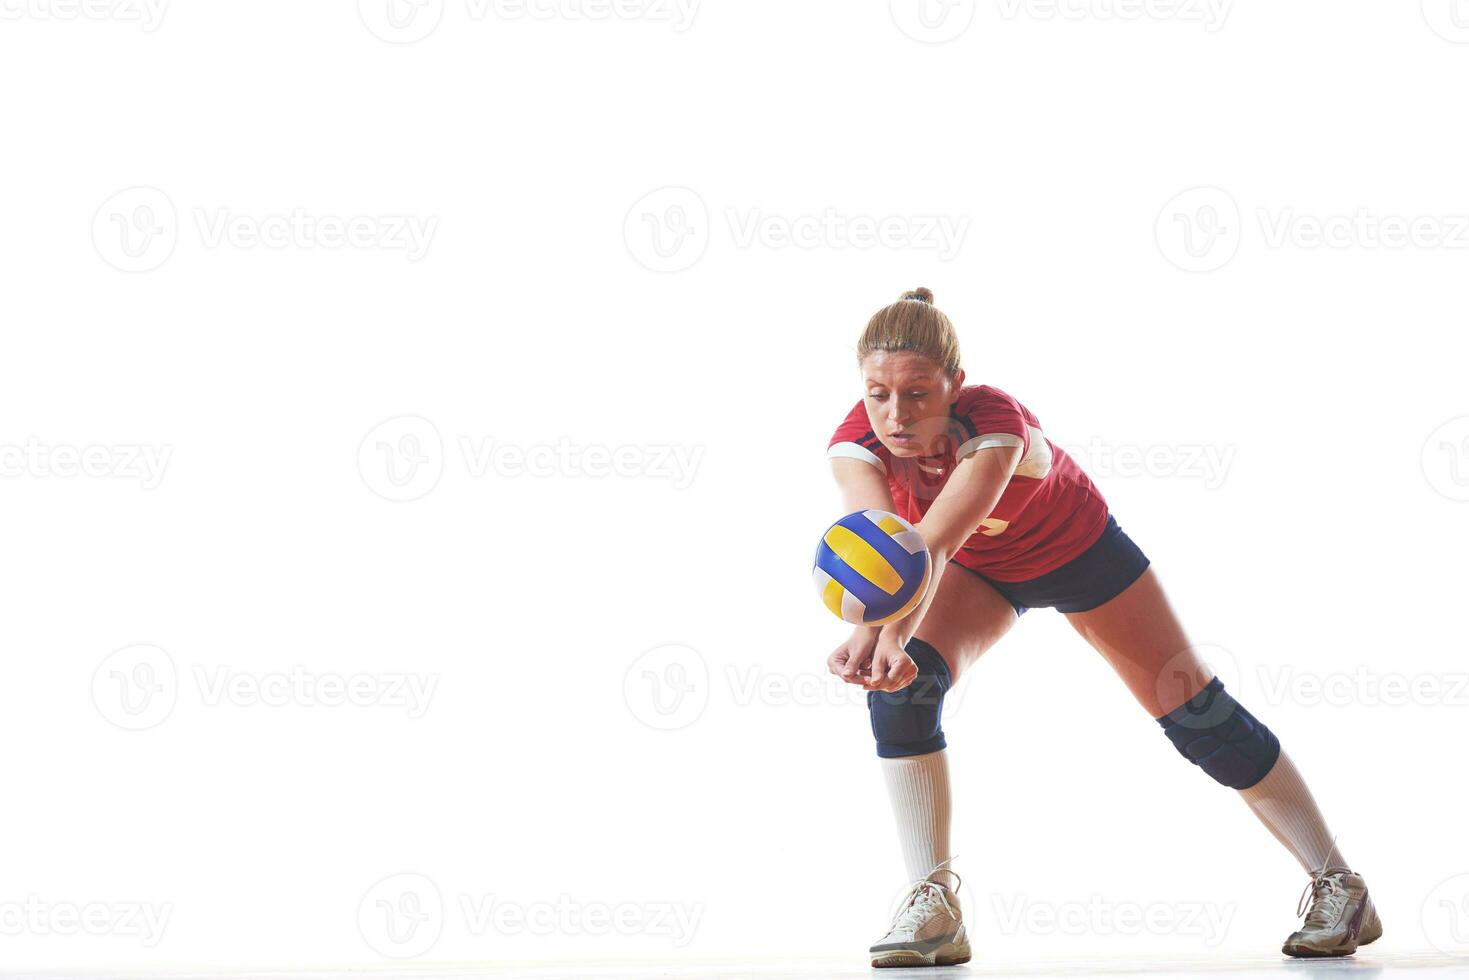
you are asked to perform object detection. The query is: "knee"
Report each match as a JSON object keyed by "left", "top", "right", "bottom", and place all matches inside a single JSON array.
[
  {"left": 1155, "top": 676, "right": 1280, "bottom": 789},
  {"left": 868, "top": 637, "right": 952, "bottom": 758}
]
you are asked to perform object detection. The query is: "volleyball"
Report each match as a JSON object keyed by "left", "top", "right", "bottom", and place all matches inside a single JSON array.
[{"left": 812, "top": 509, "right": 932, "bottom": 626}]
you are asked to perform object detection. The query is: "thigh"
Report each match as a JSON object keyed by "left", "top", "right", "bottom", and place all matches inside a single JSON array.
[
  {"left": 1062, "top": 565, "right": 1214, "bottom": 717},
  {"left": 912, "top": 561, "right": 1020, "bottom": 684}
]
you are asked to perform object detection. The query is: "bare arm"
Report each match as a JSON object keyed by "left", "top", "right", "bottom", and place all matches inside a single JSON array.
[
  {"left": 826, "top": 457, "right": 898, "bottom": 678},
  {"left": 866, "top": 443, "right": 1024, "bottom": 689},
  {"left": 829, "top": 456, "right": 897, "bottom": 516}
]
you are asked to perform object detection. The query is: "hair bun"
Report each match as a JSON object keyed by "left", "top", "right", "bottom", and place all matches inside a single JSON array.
[{"left": 900, "top": 287, "right": 934, "bottom": 304}]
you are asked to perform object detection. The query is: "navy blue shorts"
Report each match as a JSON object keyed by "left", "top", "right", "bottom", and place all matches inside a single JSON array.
[{"left": 952, "top": 513, "right": 1150, "bottom": 616}]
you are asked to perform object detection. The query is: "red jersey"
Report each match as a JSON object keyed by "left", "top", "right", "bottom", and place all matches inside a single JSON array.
[{"left": 826, "top": 384, "right": 1109, "bottom": 582}]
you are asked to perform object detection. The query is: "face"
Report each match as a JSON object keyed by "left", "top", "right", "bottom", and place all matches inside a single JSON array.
[{"left": 860, "top": 351, "right": 965, "bottom": 458}]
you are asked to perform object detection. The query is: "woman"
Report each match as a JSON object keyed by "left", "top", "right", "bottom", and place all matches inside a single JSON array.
[{"left": 824, "top": 288, "right": 1381, "bottom": 968}]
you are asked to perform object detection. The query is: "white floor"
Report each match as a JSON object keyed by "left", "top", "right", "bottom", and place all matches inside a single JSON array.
[{"left": 11, "top": 952, "right": 1469, "bottom": 980}]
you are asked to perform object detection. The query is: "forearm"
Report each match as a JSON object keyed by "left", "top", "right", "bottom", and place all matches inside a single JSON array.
[
  {"left": 880, "top": 543, "right": 952, "bottom": 651},
  {"left": 876, "top": 445, "right": 1018, "bottom": 654}
]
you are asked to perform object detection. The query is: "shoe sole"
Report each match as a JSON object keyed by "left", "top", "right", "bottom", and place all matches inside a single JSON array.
[
  {"left": 1282, "top": 941, "right": 1358, "bottom": 958},
  {"left": 871, "top": 940, "right": 971, "bottom": 968}
]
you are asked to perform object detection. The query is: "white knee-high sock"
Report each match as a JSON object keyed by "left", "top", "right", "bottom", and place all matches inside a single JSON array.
[
  {"left": 879, "top": 749, "right": 954, "bottom": 886},
  {"left": 1237, "top": 749, "right": 1349, "bottom": 875}
]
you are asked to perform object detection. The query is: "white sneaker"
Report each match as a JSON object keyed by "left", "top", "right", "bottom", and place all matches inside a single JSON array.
[
  {"left": 870, "top": 863, "right": 971, "bottom": 969},
  {"left": 1282, "top": 867, "right": 1384, "bottom": 958}
]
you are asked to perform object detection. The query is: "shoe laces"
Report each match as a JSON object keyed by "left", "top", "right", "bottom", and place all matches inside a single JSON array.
[
  {"left": 1295, "top": 838, "right": 1353, "bottom": 930},
  {"left": 887, "top": 857, "right": 961, "bottom": 936}
]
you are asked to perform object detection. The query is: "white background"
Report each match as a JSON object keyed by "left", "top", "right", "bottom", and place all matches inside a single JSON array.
[{"left": 3, "top": 0, "right": 1468, "bottom": 972}]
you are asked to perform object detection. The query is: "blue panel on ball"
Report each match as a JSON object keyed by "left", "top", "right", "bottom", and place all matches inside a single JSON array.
[
  {"left": 847, "top": 512, "right": 922, "bottom": 578},
  {"left": 814, "top": 540, "right": 893, "bottom": 614},
  {"left": 815, "top": 511, "right": 928, "bottom": 623}
]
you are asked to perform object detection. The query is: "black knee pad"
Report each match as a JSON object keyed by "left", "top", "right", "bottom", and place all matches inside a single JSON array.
[
  {"left": 868, "top": 638, "right": 952, "bottom": 759},
  {"left": 1156, "top": 676, "right": 1280, "bottom": 789}
]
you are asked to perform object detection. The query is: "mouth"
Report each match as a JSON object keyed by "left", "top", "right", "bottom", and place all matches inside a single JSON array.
[{"left": 890, "top": 432, "right": 915, "bottom": 443}]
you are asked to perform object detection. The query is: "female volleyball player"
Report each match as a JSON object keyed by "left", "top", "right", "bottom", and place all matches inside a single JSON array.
[{"left": 825, "top": 288, "right": 1381, "bottom": 967}]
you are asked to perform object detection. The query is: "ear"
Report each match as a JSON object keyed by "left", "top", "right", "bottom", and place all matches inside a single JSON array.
[{"left": 951, "top": 368, "right": 966, "bottom": 395}]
